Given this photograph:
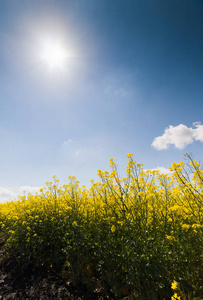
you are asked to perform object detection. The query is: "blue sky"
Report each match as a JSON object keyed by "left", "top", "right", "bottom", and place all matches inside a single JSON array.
[{"left": 0, "top": 0, "right": 203, "bottom": 202}]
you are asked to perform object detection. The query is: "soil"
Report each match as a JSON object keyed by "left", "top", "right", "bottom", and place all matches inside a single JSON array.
[{"left": 0, "top": 237, "right": 109, "bottom": 300}]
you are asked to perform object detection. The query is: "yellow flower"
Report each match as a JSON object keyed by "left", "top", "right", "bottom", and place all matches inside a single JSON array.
[
  {"left": 182, "top": 224, "right": 190, "bottom": 231},
  {"left": 171, "top": 281, "right": 178, "bottom": 290},
  {"left": 166, "top": 235, "right": 176, "bottom": 242},
  {"left": 110, "top": 170, "right": 116, "bottom": 178},
  {"left": 72, "top": 221, "right": 77, "bottom": 227},
  {"left": 9, "top": 230, "right": 15, "bottom": 235},
  {"left": 111, "top": 225, "right": 116, "bottom": 233},
  {"left": 127, "top": 153, "right": 133, "bottom": 159},
  {"left": 109, "top": 158, "right": 115, "bottom": 168},
  {"left": 137, "top": 191, "right": 145, "bottom": 197},
  {"left": 192, "top": 224, "right": 201, "bottom": 229},
  {"left": 171, "top": 293, "right": 181, "bottom": 300}
]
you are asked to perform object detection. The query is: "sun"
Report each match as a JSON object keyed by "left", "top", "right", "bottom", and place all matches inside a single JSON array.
[{"left": 39, "top": 38, "right": 68, "bottom": 71}]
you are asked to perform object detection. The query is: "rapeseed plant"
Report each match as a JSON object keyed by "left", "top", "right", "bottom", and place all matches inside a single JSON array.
[{"left": 0, "top": 154, "right": 203, "bottom": 299}]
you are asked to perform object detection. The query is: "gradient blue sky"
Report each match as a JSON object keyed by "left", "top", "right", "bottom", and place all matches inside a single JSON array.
[{"left": 1, "top": 0, "right": 203, "bottom": 202}]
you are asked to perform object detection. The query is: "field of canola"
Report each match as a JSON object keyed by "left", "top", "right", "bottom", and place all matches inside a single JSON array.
[{"left": 0, "top": 153, "right": 203, "bottom": 299}]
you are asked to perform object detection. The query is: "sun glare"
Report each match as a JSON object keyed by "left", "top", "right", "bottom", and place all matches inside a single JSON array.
[{"left": 40, "top": 39, "right": 68, "bottom": 71}]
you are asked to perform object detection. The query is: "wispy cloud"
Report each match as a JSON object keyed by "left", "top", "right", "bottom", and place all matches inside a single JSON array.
[
  {"left": 63, "top": 139, "right": 73, "bottom": 145},
  {"left": 103, "top": 83, "right": 129, "bottom": 99},
  {"left": 152, "top": 122, "right": 203, "bottom": 150},
  {"left": 61, "top": 136, "right": 105, "bottom": 162}
]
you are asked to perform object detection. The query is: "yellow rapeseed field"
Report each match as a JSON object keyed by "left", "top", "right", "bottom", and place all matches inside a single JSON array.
[{"left": 0, "top": 153, "right": 203, "bottom": 299}]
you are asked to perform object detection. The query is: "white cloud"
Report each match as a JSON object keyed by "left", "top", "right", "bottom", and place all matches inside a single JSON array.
[
  {"left": 63, "top": 139, "right": 73, "bottom": 145},
  {"left": 18, "top": 186, "right": 42, "bottom": 195},
  {"left": 144, "top": 167, "right": 172, "bottom": 175},
  {"left": 151, "top": 167, "right": 172, "bottom": 175},
  {"left": 0, "top": 186, "right": 43, "bottom": 204},
  {"left": 152, "top": 122, "right": 203, "bottom": 150},
  {"left": 0, "top": 188, "right": 16, "bottom": 203},
  {"left": 193, "top": 122, "right": 203, "bottom": 142}
]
